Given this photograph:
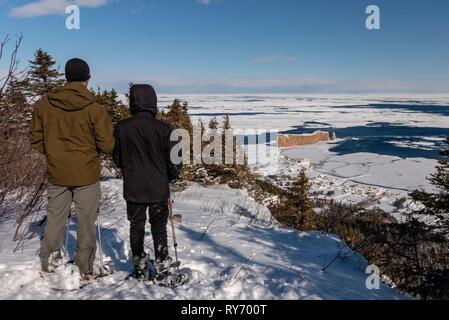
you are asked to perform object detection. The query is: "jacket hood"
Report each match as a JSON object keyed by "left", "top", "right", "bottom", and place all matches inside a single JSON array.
[
  {"left": 47, "top": 82, "right": 96, "bottom": 111},
  {"left": 129, "top": 84, "right": 157, "bottom": 117}
]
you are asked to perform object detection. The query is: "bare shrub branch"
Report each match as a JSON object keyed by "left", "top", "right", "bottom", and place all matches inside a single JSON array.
[
  {"left": 0, "top": 34, "right": 47, "bottom": 249},
  {"left": 0, "top": 34, "right": 23, "bottom": 97}
]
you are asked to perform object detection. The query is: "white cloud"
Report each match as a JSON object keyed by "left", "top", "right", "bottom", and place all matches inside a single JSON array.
[
  {"left": 9, "top": 0, "right": 107, "bottom": 18},
  {"left": 251, "top": 54, "right": 298, "bottom": 64},
  {"left": 196, "top": 0, "right": 222, "bottom": 5}
]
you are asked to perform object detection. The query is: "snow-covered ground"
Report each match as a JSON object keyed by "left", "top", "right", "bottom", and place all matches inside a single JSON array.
[{"left": 0, "top": 179, "right": 409, "bottom": 300}]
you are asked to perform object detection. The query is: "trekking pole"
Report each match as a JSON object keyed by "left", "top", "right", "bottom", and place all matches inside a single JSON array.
[
  {"left": 168, "top": 192, "right": 180, "bottom": 271},
  {"left": 97, "top": 214, "right": 104, "bottom": 274}
]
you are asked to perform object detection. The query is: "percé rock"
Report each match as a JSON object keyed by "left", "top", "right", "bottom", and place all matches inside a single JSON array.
[{"left": 277, "top": 131, "right": 334, "bottom": 148}]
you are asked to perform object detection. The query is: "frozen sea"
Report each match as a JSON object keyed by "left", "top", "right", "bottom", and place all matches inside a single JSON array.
[{"left": 157, "top": 93, "right": 449, "bottom": 161}]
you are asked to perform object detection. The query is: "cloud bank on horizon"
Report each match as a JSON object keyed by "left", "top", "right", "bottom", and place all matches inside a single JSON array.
[{"left": 94, "top": 74, "right": 449, "bottom": 94}]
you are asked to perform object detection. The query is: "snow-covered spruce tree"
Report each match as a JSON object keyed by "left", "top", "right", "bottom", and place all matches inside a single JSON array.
[{"left": 410, "top": 137, "right": 449, "bottom": 238}]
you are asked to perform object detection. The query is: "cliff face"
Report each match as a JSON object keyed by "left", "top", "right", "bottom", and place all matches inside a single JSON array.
[{"left": 278, "top": 131, "right": 332, "bottom": 148}]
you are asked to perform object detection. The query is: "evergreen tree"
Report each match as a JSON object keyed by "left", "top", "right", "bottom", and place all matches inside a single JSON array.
[
  {"left": 220, "top": 115, "right": 231, "bottom": 165},
  {"left": 208, "top": 117, "right": 219, "bottom": 130},
  {"left": 222, "top": 114, "right": 231, "bottom": 131},
  {"left": 198, "top": 118, "right": 206, "bottom": 137},
  {"left": 289, "top": 169, "right": 316, "bottom": 227},
  {"left": 124, "top": 82, "right": 134, "bottom": 104},
  {"left": 411, "top": 138, "right": 449, "bottom": 238},
  {"left": 93, "top": 88, "right": 130, "bottom": 128},
  {"left": 158, "top": 99, "right": 197, "bottom": 180},
  {"left": 4, "top": 76, "right": 27, "bottom": 106},
  {"left": 158, "top": 99, "right": 193, "bottom": 134},
  {"left": 91, "top": 87, "right": 130, "bottom": 177},
  {"left": 157, "top": 100, "right": 251, "bottom": 185},
  {"left": 205, "top": 117, "right": 220, "bottom": 162},
  {"left": 273, "top": 169, "right": 316, "bottom": 230},
  {"left": 26, "top": 49, "right": 64, "bottom": 97}
]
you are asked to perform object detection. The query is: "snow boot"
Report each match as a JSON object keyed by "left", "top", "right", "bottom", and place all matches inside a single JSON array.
[{"left": 132, "top": 252, "right": 151, "bottom": 281}]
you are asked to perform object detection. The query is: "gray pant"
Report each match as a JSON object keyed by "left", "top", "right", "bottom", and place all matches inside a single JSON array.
[{"left": 41, "top": 181, "right": 101, "bottom": 275}]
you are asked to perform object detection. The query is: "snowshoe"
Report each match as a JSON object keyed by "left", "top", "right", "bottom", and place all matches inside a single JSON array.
[
  {"left": 42, "top": 260, "right": 114, "bottom": 291},
  {"left": 128, "top": 256, "right": 191, "bottom": 287},
  {"left": 151, "top": 257, "right": 192, "bottom": 288},
  {"left": 154, "top": 267, "right": 192, "bottom": 288}
]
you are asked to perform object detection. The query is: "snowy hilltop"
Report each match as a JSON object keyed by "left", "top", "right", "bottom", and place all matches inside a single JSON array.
[{"left": 0, "top": 179, "right": 409, "bottom": 300}]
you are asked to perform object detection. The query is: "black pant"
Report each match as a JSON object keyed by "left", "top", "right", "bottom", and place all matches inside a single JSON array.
[{"left": 126, "top": 200, "right": 169, "bottom": 262}]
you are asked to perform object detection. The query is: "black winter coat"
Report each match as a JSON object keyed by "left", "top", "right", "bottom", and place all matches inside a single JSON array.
[{"left": 113, "top": 85, "right": 180, "bottom": 203}]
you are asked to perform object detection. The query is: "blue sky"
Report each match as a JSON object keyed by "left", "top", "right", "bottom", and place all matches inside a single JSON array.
[{"left": 1, "top": 0, "right": 449, "bottom": 93}]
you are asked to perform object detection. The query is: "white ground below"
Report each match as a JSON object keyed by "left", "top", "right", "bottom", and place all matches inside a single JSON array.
[{"left": 0, "top": 180, "right": 409, "bottom": 300}]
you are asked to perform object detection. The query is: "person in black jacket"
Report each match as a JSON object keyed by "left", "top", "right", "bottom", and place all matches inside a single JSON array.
[{"left": 113, "top": 84, "right": 180, "bottom": 279}]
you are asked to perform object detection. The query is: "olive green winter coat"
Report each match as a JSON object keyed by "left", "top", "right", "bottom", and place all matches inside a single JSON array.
[{"left": 29, "top": 82, "right": 115, "bottom": 187}]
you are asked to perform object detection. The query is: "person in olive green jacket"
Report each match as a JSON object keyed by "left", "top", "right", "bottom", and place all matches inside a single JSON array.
[{"left": 29, "top": 58, "right": 115, "bottom": 278}]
